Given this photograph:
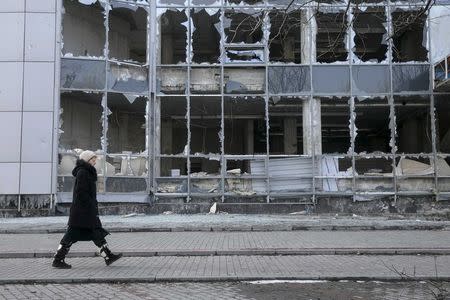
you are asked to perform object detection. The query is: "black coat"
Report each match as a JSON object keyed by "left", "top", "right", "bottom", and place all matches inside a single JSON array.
[{"left": 68, "top": 159, "right": 102, "bottom": 229}]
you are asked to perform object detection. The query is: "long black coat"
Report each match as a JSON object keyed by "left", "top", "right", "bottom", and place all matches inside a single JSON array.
[{"left": 68, "top": 159, "right": 102, "bottom": 229}]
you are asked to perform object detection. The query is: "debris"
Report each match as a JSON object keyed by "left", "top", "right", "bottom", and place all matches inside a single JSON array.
[
  {"left": 289, "top": 211, "right": 307, "bottom": 215},
  {"left": 122, "top": 213, "right": 145, "bottom": 218},
  {"left": 163, "top": 211, "right": 174, "bottom": 215},
  {"left": 209, "top": 202, "right": 217, "bottom": 214}
]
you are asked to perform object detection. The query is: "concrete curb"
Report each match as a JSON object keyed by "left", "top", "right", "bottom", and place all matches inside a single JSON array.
[
  {"left": 1, "top": 275, "right": 449, "bottom": 285},
  {"left": 3, "top": 248, "right": 450, "bottom": 258},
  {"left": 1, "top": 224, "right": 450, "bottom": 234}
]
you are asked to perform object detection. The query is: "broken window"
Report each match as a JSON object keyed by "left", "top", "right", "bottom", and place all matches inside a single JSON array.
[
  {"left": 435, "top": 95, "right": 450, "bottom": 154},
  {"left": 108, "top": 2, "right": 148, "bottom": 63},
  {"left": 157, "top": 0, "right": 186, "bottom": 5},
  {"left": 190, "top": 158, "right": 221, "bottom": 193},
  {"left": 392, "top": 64, "right": 430, "bottom": 93},
  {"left": 312, "top": 66, "right": 350, "bottom": 94},
  {"left": 268, "top": 97, "right": 304, "bottom": 155},
  {"left": 159, "top": 97, "right": 188, "bottom": 155},
  {"left": 352, "top": 7, "right": 388, "bottom": 63},
  {"left": 392, "top": 10, "right": 428, "bottom": 62},
  {"left": 62, "top": 0, "right": 105, "bottom": 57},
  {"left": 354, "top": 97, "right": 391, "bottom": 154},
  {"left": 268, "top": 9, "right": 303, "bottom": 63},
  {"left": 156, "top": 158, "right": 188, "bottom": 194},
  {"left": 224, "top": 67, "right": 265, "bottom": 94},
  {"left": 105, "top": 176, "right": 147, "bottom": 193},
  {"left": 225, "top": 47, "right": 265, "bottom": 63},
  {"left": 224, "top": 9, "right": 263, "bottom": 44},
  {"left": 352, "top": 65, "right": 390, "bottom": 95},
  {"left": 106, "top": 93, "right": 147, "bottom": 154},
  {"left": 354, "top": 157, "right": 394, "bottom": 193},
  {"left": 61, "top": 58, "right": 106, "bottom": 90},
  {"left": 190, "top": 67, "right": 220, "bottom": 94},
  {"left": 157, "top": 67, "right": 187, "bottom": 94},
  {"left": 224, "top": 97, "right": 267, "bottom": 155},
  {"left": 321, "top": 97, "right": 351, "bottom": 154},
  {"left": 191, "top": 8, "right": 220, "bottom": 64},
  {"left": 159, "top": 9, "right": 188, "bottom": 64},
  {"left": 59, "top": 91, "right": 103, "bottom": 152},
  {"left": 268, "top": 67, "right": 311, "bottom": 94},
  {"left": 226, "top": 0, "right": 264, "bottom": 4},
  {"left": 108, "top": 62, "right": 149, "bottom": 94},
  {"left": 225, "top": 158, "right": 266, "bottom": 196},
  {"left": 394, "top": 96, "right": 432, "bottom": 154},
  {"left": 315, "top": 10, "right": 348, "bottom": 63},
  {"left": 396, "top": 156, "right": 435, "bottom": 193},
  {"left": 190, "top": 97, "right": 221, "bottom": 155}
]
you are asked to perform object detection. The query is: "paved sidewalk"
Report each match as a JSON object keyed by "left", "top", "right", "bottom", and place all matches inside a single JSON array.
[
  {"left": 1, "top": 230, "right": 450, "bottom": 258},
  {"left": 0, "top": 255, "right": 449, "bottom": 283},
  {"left": 1, "top": 214, "right": 450, "bottom": 233},
  {"left": 0, "top": 281, "right": 446, "bottom": 300}
]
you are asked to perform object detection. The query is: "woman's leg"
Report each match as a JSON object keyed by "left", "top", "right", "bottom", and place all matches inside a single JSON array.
[
  {"left": 92, "top": 232, "right": 122, "bottom": 266},
  {"left": 52, "top": 229, "right": 75, "bottom": 269}
]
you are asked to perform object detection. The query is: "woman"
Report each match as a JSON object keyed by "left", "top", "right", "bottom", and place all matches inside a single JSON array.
[{"left": 52, "top": 150, "right": 122, "bottom": 269}]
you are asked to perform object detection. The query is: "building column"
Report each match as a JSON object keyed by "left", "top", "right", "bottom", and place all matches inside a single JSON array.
[{"left": 303, "top": 98, "right": 322, "bottom": 155}]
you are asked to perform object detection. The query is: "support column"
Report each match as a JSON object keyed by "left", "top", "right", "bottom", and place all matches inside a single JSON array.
[
  {"left": 284, "top": 117, "right": 297, "bottom": 154},
  {"left": 303, "top": 98, "right": 322, "bottom": 155}
]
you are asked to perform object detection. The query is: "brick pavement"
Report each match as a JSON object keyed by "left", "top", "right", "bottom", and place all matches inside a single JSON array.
[
  {"left": 0, "top": 255, "right": 449, "bottom": 283},
  {"left": 0, "top": 231, "right": 449, "bottom": 258},
  {"left": 0, "top": 281, "right": 446, "bottom": 300}
]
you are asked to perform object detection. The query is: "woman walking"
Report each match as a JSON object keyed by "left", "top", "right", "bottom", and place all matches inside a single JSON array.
[{"left": 52, "top": 150, "right": 122, "bottom": 269}]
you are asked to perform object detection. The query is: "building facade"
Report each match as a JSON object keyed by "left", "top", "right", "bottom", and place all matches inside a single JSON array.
[{"left": 1, "top": 0, "right": 450, "bottom": 214}]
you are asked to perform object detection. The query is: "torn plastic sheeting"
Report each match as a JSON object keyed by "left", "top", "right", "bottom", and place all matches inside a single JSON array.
[{"left": 430, "top": 5, "right": 450, "bottom": 63}]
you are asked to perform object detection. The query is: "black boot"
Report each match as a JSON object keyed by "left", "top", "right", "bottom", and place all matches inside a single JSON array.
[
  {"left": 52, "top": 244, "right": 72, "bottom": 269},
  {"left": 99, "top": 244, "right": 122, "bottom": 266}
]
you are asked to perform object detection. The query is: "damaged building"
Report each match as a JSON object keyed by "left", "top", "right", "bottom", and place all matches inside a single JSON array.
[{"left": 1, "top": 0, "right": 450, "bottom": 215}]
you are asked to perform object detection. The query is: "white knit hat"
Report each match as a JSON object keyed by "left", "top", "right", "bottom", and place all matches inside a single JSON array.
[{"left": 79, "top": 150, "right": 97, "bottom": 163}]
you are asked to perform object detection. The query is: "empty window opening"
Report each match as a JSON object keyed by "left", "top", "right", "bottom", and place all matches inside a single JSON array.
[
  {"left": 269, "top": 9, "right": 303, "bottom": 63},
  {"left": 59, "top": 91, "right": 103, "bottom": 152},
  {"left": 160, "top": 97, "right": 188, "bottom": 156},
  {"left": 435, "top": 95, "right": 450, "bottom": 153},
  {"left": 269, "top": 98, "right": 303, "bottom": 155},
  {"left": 227, "top": 0, "right": 264, "bottom": 4},
  {"left": 224, "top": 97, "right": 266, "bottom": 155},
  {"left": 316, "top": 11, "right": 348, "bottom": 63},
  {"left": 354, "top": 97, "right": 391, "bottom": 154},
  {"left": 160, "top": 9, "right": 188, "bottom": 64},
  {"left": 394, "top": 96, "right": 432, "bottom": 154},
  {"left": 62, "top": 0, "right": 105, "bottom": 57},
  {"left": 109, "top": 2, "right": 148, "bottom": 63},
  {"left": 106, "top": 93, "right": 147, "bottom": 154},
  {"left": 392, "top": 10, "right": 428, "bottom": 62},
  {"left": 190, "top": 97, "right": 221, "bottom": 155},
  {"left": 192, "top": 9, "right": 220, "bottom": 63},
  {"left": 225, "top": 47, "right": 264, "bottom": 63},
  {"left": 353, "top": 7, "right": 388, "bottom": 62},
  {"left": 321, "top": 97, "right": 351, "bottom": 154},
  {"left": 224, "top": 10, "right": 263, "bottom": 44}
]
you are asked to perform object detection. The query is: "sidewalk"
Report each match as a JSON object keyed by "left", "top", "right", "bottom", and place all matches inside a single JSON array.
[
  {"left": 1, "top": 214, "right": 450, "bottom": 233},
  {"left": 1, "top": 230, "right": 450, "bottom": 258},
  {"left": 1, "top": 255, "right": 450, "bottom": 284}
]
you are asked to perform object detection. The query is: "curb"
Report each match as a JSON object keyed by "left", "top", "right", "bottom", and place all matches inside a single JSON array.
[
  {"left": 2, "top": 248, "right": 450, "bottom": 258},
  {"left": 1, "top": 225, "right": 450, "bottom": 234},
  {"left": 1, "top": 275, "right": 450, "bottom": 285}
]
